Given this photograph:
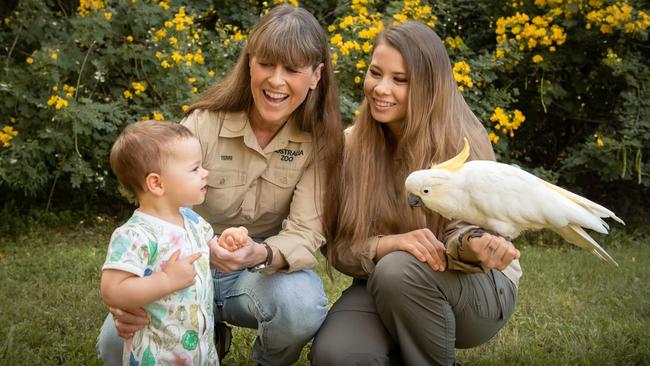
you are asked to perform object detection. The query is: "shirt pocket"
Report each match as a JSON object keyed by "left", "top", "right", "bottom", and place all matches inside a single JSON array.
[
  {"left": 204, "top": 170, "right": 247, "bottom": 217},
  {"left": 260, "top": 168, "right": 302, "bottom": 214}
]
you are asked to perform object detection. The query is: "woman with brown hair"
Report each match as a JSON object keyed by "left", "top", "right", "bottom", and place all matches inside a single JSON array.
[
  {"left": 311, "top": 21, "right": 521, "bottom": 365},
  {"left": 97, "top": 5, "right": 344, "bottom": 365}
]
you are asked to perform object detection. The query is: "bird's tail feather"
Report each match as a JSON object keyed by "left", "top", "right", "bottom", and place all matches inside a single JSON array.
[
  {"left": 554, "top": 225, "right": 618, "bottom": 266},
  {"left": 540, "top": 181, "right": 625, "bottom": 225}
]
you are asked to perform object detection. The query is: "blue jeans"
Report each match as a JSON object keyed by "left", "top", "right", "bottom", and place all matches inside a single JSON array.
[{"left": 97, "top": 269, "right": 328, "bottom": 365}]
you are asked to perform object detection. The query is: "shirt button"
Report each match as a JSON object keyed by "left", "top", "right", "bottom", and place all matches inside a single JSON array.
[
  {"left": 243, "top": 214, "right": 251, "bottom": 221},
  {"left": 219, "top": 177, "right": 226, "bottom": 185},
  {"left": 499, "top": 288, "right": 504, "bottom": 295},
  {"left": 280, "top": 176, "right": 288, "bottom": 184}
]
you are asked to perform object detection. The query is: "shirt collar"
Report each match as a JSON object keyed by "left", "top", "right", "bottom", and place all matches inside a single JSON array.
[{"left": 219, "top": 111, "right": 312, "bottom": 149}]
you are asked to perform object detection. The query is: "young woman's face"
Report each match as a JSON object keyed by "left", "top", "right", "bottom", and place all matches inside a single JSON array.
[
  {"left": 249, "top": 56, "right": 323, "bottom": 129},
  {"left": 364, "top": 43, "right": 409, "bottom": 132}
]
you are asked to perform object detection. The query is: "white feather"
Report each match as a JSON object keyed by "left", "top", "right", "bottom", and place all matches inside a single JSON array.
[{"left": 405, "top": 156, "right": 623, "bottom": 266}]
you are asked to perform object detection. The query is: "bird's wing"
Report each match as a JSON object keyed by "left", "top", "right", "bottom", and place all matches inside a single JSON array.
[
  {"left": 460, "top": 161, "right": 611, "bottom": 235},
  {"left": 539, "top": 180, "right": 625, "bottom": 226},
  {"left": 458, "top": 162, "right": 565, "bottom": 236},
  {"left": 552, "top": 225, "right": 618, "bottom": 266}
]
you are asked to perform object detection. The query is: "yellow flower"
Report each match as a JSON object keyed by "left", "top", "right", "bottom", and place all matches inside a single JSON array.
[
  {"left": 104, "top": 12, "right": 112, "bottom": 20},
  {"left": 233, "top": 31, "right": 245, "bottom": 42},
  {"left": 1, "top": 125, "right": 18, "bottom": 148},
  {"left": 50, "top": 51, "right": 58, "bottom": 60},
  {"left": 182, "top": 104, "right": 190, "bottom": 112},
  {"left": 596, "top": 137, "right": 604, "bottom": 147},
  {"left": 327, "top": 25, "right": 336, "bottom": 32},
  {"left": 131, "top": 82, "right": 146, "bottom": 95},
  {"left": 26, "top": 57, "right": 34, "bottom": 64},
  {"left": 532, "top": 54, "right": 543, "bottom": 63},
  {"left": 208, "top": 70, "right": 215, "bottom": 77},
  {"left": 55, "top": 97, "right": 69, "bottom": 110},
  {"left": 155, "top": 51, "right": 163, "bottom": 58},
  {"left": 354, "top": 76, "right": 361, "bottom": 84},
  {"left": 393, "top": 13, "right": 408, "bottom": 24},
  {"left": 356, "top": 59, "right": 366, "bottom": 70},
  {"left": 193, "top": 51, "right": 204, "bottom": 64},
  {"left": 159, "top": 1, "right": 170, "bottom": 10},
  {"left": 164, "top": 20, "right": 173, "bottom": 28},
  {"left": 362, "top": 42, "right": 373, "bottom": 53},
  {"left": 152, "top": 111, "right": 165, "bottom": 121},
  {"left": 168, "top": 36, "right": 177, "bottom": 46},
  {"left": 123, "top": 90, "right": 133, "bottom": 99},
  {"left": 192, "top": 87, "right": 198, "bottom": 93},
  {"left": 188, "top": 77, "right": 196, "bottom": 84},
  {"left": 47, "top": 95, "right": 58, "bottom": 106},
  {"left": 330, "top": 34, "right": 343, "bottom": 46},
  {"left": 161, "top": 60, "right": 172, "bottom": 68},
  {"left": 488, "top": 132, "right": 500, "bottom": 144},
  {"left": 126, "top": 35, "right": 134, "bottom": 42}
]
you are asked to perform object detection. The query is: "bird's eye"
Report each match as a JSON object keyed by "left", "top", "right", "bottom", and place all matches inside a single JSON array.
[{"left": 422, "top": 188, "right": 430, "bottom": 194}]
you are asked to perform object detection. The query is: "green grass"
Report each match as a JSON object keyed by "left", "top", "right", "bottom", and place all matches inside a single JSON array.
[{"left": 0, "top": 217, "right": 648, "bottom": 365}]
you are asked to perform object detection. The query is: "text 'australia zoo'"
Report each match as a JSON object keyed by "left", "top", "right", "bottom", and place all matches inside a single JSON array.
[{"left": 277, "top": 149, "right": 304, "bottom": 162}]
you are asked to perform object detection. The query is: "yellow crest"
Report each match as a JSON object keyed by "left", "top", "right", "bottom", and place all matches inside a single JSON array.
[{"left": 430, "top": 138, "right": 470, "bottom": 172}]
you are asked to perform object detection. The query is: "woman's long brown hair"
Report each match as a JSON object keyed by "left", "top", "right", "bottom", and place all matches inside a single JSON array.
[{"left": 325, "top": 22, "right": 495, "bottom": 273}]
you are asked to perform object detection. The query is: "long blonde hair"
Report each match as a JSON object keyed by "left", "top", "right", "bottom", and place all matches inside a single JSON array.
[
  {"left": 326, "top": 21, "right": 494, "bottom": 269},
  {"left": 188, "top": 5, "right": 344, "bottom": 240}
]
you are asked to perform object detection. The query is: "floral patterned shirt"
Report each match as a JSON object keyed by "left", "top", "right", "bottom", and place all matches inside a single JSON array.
[{"left": 103, "top": 208, "right": 218, "bottom": 366}]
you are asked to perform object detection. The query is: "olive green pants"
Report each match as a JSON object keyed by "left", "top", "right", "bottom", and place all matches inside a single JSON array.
[{"left": 310, "top": 251, "right": 517, "bottom": 366}]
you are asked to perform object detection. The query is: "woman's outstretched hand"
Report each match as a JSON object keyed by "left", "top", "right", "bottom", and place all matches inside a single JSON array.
[{"left": 376, "top": 228, "right": 447, "bottom": 272}]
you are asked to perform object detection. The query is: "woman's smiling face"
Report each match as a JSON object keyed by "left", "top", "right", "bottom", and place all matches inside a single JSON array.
[
  {"left": 248, "top": 56, "right": 323, "bottom": 129},
  {"left": 364, "top": 42, "right": 409, "bottom": 133}
]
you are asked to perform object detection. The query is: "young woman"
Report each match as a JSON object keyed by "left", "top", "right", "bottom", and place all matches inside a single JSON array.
[
  {"left": 312, "top": 21, "right": 521, "bottom": 365},
  {"left": 98, "top": 5, "right": 344, "bottom": 365}
]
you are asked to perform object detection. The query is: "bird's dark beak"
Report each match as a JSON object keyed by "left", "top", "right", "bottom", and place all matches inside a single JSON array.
[{"left": 407, "top": 193, "right": 423, "bottom": 208}]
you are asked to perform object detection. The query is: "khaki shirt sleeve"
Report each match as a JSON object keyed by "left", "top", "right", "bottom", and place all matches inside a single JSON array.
[
  {"left": 329, "top": 236, "right": 382, "bottom": 279},
  {"left": 442, "top": 219, "right": 485, "bottom": 273},
  {"left": 443, "top": 219, "right": 523, "bottom": 286},
  {"left": 264, "top": 159, "right": 326, "bottom": 273}
]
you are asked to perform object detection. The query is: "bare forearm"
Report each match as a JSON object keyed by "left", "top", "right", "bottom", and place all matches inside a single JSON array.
[{"left": 101, "top": 271, "right": 174, "bottom": 310}]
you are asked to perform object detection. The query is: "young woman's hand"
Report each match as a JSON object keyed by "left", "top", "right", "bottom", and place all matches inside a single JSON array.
[
  {"left": 463, "top": 233, "right": 520, "bottom": 270},
  {"left": 376, "top": 229, "right": 447, "bottom": 271},
  {"left": 110, "top": 307, "right": 148, "bottom": 339}
]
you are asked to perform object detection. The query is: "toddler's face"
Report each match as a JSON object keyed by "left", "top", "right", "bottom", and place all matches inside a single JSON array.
[{"left": 161, "top": 137, "right": 208, "bottom": 207}]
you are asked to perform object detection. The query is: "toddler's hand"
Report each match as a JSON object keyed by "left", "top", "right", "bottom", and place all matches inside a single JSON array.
[
  {"left": 218, "top": 226, "right": 249, "bottom": 252},
  {"left": 162, "top": 250, "right": 201, "bottom": 292}
]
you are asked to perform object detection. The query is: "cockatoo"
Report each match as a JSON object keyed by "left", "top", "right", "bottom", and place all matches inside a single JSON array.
[{"left": 405, "top": 138, "right": 623, "bottom": 265}]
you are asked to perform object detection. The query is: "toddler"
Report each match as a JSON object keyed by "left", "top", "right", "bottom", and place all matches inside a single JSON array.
[{"left": 100, "top": 120, "right": 248, "bottom": 365}]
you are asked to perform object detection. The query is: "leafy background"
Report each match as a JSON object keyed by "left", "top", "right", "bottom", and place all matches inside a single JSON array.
[{"left": 1, "top": 0, "right": 648, "bottom": 222}]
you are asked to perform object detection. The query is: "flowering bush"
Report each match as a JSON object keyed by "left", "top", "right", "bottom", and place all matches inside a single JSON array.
[{"left": 0, "top": 0, "right": 648, "bottom": 211}]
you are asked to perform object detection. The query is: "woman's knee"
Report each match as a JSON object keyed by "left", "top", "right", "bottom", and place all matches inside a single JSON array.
[
  {"left": 264, "top": 270, "right": 328, "bottom": 339},
  {"left": 96, "top": 313, "right": 124, "bottom": 366},
  {"left": 370, "top": 251, "right": 427, "bottom": 294}
]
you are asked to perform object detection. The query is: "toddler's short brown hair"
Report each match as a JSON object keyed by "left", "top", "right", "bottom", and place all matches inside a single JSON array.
[{"left": 109, "top": 120, "right": 194, "bottom": 201}]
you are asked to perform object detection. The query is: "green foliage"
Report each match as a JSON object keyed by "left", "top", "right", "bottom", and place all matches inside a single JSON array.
[{"left": 0, "top": 0, "right": 648, "bottom": 214}]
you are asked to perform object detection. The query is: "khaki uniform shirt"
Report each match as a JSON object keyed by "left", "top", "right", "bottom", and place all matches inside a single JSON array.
[{"left": 181, "top": 109, "right": 325, "bottom": 272}]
